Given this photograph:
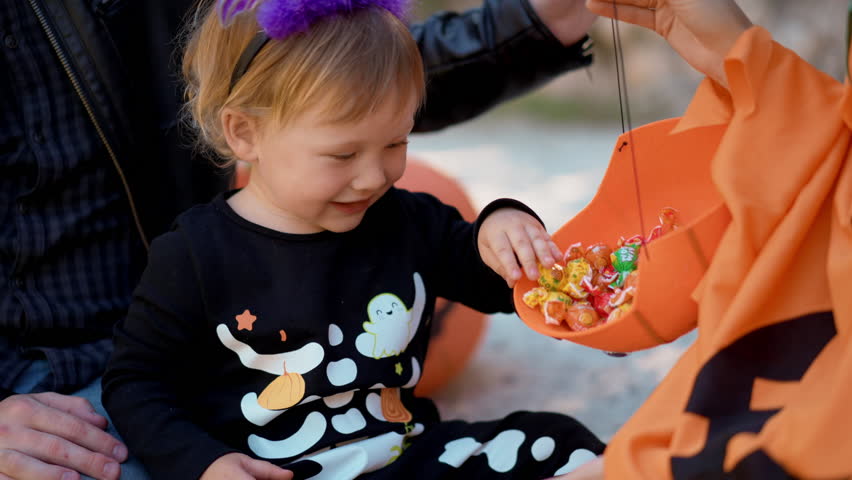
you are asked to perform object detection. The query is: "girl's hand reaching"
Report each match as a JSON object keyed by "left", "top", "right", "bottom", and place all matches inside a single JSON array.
[
  {"left": 478, "top": 208, "right": 562, "bottom": 288},
  {"left": 200, "top": 453, "right": 294, "bottom": 480}
]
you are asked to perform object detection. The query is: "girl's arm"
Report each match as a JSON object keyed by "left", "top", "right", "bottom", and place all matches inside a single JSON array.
[
  {"left": 101, "top": 231, "right": 241, "bottom": 479},
  {"left": 404, "top": 191, "right": 556, "bottom": 313}
]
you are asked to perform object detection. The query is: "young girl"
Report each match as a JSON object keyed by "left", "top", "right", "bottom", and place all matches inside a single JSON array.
[{"left": 102, "top": 1, "right": 605, "bottom": 479}]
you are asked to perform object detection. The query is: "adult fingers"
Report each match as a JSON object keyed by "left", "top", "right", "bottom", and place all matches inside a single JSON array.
[
  {"left": 0, "top": 428, "right": 119, "bottom": 480},
  {"left": 0, "top": 448, "right": 79, "bottom": 480},
  {"left": 31, "top": 393, "right": 107, "bottom": 430},
  {"left": 11, "top": 396, "right": 126, "bottom": 462},
  {"left": 586, "top": 0, "right": 656, "bottom": 29},
  {"left": 0, "top": 396, "right": 123, "bottom": 480}
]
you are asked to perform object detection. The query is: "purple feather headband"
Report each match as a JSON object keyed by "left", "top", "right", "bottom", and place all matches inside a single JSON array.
[{"left": 220, "top": 0, "right": 410, "bottom": 91}]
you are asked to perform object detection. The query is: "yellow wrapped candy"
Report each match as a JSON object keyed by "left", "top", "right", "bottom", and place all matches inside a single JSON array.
[
  {"left": 561, "top": 258, "right": 594, "bottom": 300},
  {"left": 537, "top": 263, "right": 568, "bottom": 291},
  {"left": 522, "top": 287, "right": 549, "bottom": 308}
]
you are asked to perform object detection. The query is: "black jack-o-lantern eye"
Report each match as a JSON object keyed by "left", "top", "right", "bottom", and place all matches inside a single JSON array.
[{"left": 671, "top": 311, "right": 835, "bottom": 478}]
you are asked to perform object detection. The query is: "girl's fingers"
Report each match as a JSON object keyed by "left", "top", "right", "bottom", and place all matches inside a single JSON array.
[
  {"left": 489, "top": 232, "right": 522, "bottom": 287},
  {"left": 549, "top": 240, "right": 563, "bottom": 263},
  {"left": 520, "top": 225, "right": 564, "bottom": 280},
  {"left": 241, "top": 457, "right": 293, "bottom": 480},
  {"left": 509, "top": 229, "right": 539, "bottom": 280},
  {"left": 524, "top": 224, "right": 558, "bottom": 268}
]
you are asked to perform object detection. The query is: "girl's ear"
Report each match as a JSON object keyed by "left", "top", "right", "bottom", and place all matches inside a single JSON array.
[{"left": 221, "top": 108, "right": 262, "bottom": 163}]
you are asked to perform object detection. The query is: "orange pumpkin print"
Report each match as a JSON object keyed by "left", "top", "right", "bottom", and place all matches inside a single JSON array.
[{"left": 257, "top": 361, "right": 305, "bottom": 410}]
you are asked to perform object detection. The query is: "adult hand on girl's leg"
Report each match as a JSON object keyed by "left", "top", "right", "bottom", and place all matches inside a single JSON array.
[
  {"left": 585, "top": 0, "right": 752, "bottom": 87},
  {"left": 200, "top": 453, "right": 293, "bottom": 480},
  {"left": 545, "top": 454, "right": 604, "bottom": 480},
  {"left": 0, "top": 392, "right": 127, "bottom": 480}
]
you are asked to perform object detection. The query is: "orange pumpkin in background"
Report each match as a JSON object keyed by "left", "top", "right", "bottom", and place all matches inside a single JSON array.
[{"left": 234, "top": 159, "right": 488, "bottom": 397}]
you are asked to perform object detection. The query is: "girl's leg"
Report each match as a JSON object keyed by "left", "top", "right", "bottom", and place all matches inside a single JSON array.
[{"left": 362, "top": 411, "right": 605, "bottom": 479}]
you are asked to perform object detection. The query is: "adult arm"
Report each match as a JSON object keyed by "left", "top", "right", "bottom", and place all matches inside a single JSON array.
[{"left": 413, "top": 0, "right": 595, "bottom": 131}]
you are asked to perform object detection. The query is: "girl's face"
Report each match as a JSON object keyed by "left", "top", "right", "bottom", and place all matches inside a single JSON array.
[{"left": 239, "top": 92, "right": 417, "bottom": 234}]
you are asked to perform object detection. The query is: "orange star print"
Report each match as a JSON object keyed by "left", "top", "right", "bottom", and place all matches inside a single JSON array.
[{"left": 235, "top": 309, "right": 257, "bottom": 331}]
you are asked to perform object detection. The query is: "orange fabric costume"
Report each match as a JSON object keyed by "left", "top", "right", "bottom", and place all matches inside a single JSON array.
[{"left": 605, "top": 26, "right": 852, "bottom": 479}]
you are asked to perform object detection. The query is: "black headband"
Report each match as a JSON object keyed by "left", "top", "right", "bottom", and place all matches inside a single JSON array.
[{"left": 229, "top": 31, "right": 271, "bottom": 93}]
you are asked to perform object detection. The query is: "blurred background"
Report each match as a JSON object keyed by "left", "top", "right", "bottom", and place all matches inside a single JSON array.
[{"left": 407, "top": 0, "right": 850, "bottom": 441}]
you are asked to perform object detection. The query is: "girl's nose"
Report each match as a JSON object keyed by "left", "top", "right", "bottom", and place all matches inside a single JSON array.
[{"left": 352, "top": 157, "right": 387, "bottom": 191}]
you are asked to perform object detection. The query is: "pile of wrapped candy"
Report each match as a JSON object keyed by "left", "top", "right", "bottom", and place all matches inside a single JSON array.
[{"left": 522, "top": 207, "right": 678, "bottom": 332}]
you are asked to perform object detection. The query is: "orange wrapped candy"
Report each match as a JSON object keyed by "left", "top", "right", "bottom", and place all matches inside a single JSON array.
[{"left": 565, "top": 304, "right": 602, "bottom": 331}]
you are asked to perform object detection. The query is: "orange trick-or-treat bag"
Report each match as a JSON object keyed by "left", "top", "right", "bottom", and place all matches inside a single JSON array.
[{"left": 513, "top": 117, "right": 731, "bottom": 353}]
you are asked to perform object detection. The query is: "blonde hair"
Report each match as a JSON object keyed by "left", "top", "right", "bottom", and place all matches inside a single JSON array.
[{"left": 181, "top": 3, "right": 425, "bottom": 167}]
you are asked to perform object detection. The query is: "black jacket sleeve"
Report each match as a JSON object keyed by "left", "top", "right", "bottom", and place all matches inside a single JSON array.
[
  {"left": 412, "top": 0, "right": 592, "bottom": 132},
  {"left": 101, "top": 230, "right": 237, "bottom": 480}
]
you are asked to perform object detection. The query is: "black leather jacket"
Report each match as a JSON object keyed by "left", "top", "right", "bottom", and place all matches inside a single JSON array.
[{"left": 35, "top": 0, "right": 591, "bottom": 249}]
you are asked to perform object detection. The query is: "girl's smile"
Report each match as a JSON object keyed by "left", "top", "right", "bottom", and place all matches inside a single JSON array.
[{"left": 330, "top": 198, "right": 373, "bottom": 215}]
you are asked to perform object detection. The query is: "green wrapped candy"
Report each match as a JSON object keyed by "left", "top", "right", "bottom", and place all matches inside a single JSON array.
[{"left": 610, "top": 244, "right": 640, "bottom": 288}]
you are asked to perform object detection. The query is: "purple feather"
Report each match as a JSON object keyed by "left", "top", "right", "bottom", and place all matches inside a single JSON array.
[{"left": 256, "top": 0, "right": 410, "bottom": 39}]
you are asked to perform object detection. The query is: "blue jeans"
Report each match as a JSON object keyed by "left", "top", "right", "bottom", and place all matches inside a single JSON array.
[{"left": 12, "top": 360, "right": 150, "bottom": 480}]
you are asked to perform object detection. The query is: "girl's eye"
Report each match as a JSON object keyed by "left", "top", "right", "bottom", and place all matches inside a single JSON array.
[
  {"left": 329, "top": 152, "right": 356, "bottom": 160},
  {"left": 387, "top": 140, "right": 409, "bottom": 149}
]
